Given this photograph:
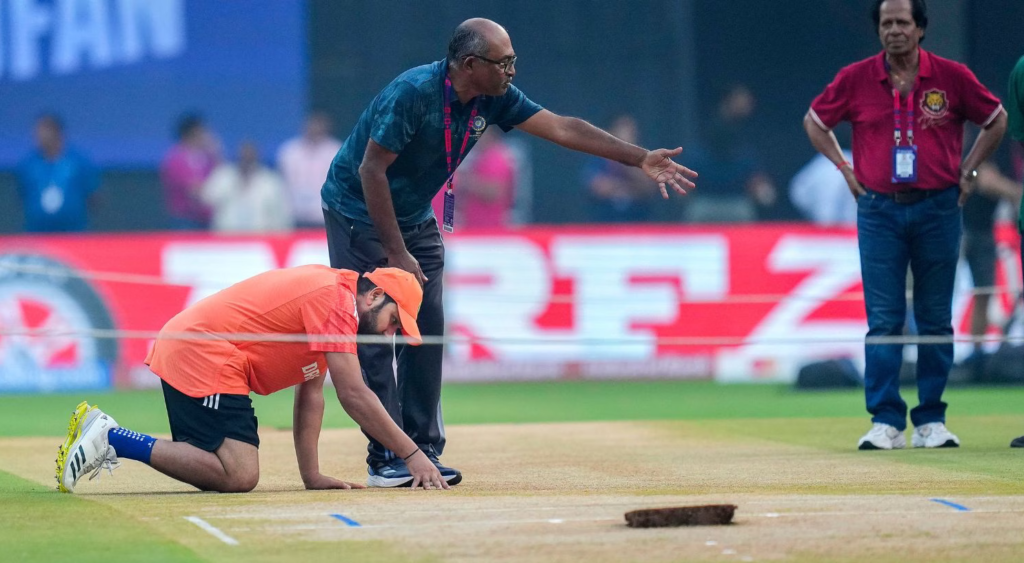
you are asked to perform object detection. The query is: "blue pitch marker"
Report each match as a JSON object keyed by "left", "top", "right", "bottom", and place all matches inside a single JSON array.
[
  {"left": 330, "top": 513, "right": 363, "bottom": 527},
  {"left": 930, "top": 498, "right": 970, "bottom": 512}
]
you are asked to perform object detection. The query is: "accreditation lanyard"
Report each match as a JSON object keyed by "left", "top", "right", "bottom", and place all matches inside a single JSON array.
[
  {"left": 893, "top": 89, "right": 915, "bottom": 147},
  {"left": 442, "top": 76, "right": 478, "bottom": 233},
  {"left": 891, "top": 88, "right": 918, "bottom": 183}
]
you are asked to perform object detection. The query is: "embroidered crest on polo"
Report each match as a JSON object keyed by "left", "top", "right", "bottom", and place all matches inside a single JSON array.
[
  {"left": 921, "top": 89, "right": 949, "bottom": 119},
  {"left": 471, "top": 115, "right": 487, "bottom": 137}
]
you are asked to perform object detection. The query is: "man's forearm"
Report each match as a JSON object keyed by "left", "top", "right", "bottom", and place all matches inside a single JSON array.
[
  {"left": 360, "top": 168, "right": 406, "bottom": 256},
  {"left": 558, "top": 117, "right": 646, "bottom": 167},
  {"left": 962, "top": 115, "right": 1008, "bottom": 174},
  {"left": 293, "top": 383, "right": 326, "bottom": 483},
  {"left": 334, "top": 384, "right": 417, "bottom": 458},
  {"left": 803, "top": 114, "right": 847, "bottom": 166}
]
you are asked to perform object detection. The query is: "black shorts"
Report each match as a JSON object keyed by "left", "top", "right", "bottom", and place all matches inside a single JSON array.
[{"left": 161, "top": 380, "right": 260, "bottom": 452}]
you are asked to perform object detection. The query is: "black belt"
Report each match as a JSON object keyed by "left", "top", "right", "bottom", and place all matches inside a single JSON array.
[{"left": 868, "top": 188, "right": 947, "bottom": 205}]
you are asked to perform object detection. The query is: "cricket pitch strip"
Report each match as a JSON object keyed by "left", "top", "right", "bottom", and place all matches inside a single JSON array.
[{"left": 4, "top": 420, "right": 1024, "bottom": 562}]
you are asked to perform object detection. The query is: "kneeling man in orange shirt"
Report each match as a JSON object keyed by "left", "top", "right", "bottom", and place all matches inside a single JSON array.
[{"left": 56, "top": 266, "right": 448, "bottom": 493}]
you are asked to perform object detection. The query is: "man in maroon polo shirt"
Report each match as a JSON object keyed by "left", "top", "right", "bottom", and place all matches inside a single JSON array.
[{"left": 803, "top": 0, "right": 1007, "bottom": 450}]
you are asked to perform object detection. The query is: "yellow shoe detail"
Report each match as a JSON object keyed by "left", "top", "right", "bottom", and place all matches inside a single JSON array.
[{"left": 55, "top": 401, "right": 92, "bottom": 493}]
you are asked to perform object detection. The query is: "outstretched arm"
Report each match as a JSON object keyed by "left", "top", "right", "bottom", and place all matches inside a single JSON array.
[
  {"left": 325, "top": 352, "right": 448, "bottom": 489},
  {"left": 517, "top": 110, "right": 697, "bottom": 198},
  {"left": 293, "top": 374, "right": 364, "bottom": 489}
]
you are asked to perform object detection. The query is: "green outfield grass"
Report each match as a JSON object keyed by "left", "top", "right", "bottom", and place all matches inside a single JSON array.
[
  {"left": 1, "top": 380, "right": 1023, "bottom": 437},
  {"left": 3, "top": 381, "right": 1024, "bottom": 563},
  {"left": 0, "top": 471, "right": 204, "bottom": 563}
]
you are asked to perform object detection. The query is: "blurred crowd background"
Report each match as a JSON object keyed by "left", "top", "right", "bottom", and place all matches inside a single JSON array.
[{"left": 0, "top": 0, "right": 1022, "bottom": 233}]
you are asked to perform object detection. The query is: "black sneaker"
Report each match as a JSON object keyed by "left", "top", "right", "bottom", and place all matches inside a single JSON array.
[
  {"left": 366, "top": 457, "right": 414, "bottom": 488},
  {"left": 1011, "top": 436, "right": 1024, "bottom": 448},
  {"left": 425, "top": 450, "right": 462, "bottom": 486}
]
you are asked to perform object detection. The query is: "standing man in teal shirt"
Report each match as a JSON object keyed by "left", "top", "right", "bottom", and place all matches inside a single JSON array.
[
  {"left": 321, "top": 18, "right": 698, "bottom": 487},
  {"left": 1007, "top": 54, "right": 1024, "bottom": 449}
]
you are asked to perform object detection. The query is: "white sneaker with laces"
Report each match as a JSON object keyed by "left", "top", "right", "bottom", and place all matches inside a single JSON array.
[
  {"left": 857, "top": 423, "right": 906, "bottom": 450},
  {"left": 56, "top": 402, "right": 121, "bottom": 493},
  {"left": 912, "top": 422, "right": 960, "bottom": 448}
]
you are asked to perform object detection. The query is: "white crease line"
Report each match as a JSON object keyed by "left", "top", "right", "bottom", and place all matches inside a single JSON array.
[
  {"left": 750, "top": 508, "right": 1024, "bottom": 517},
  {"left": 185, "top": 516, "right": 239, "bottom": 545},
  {"left": 209, "top": 502, "right": 742, "bottom": 519},
  {"left": 267, "top": 517, "right": 621, "bottom": 531},
  {"left": 209, "top": 503, "right": 1024, "bottom": 524},
  {"left": 351, "top": 516, "right": 622, "bottom": 529}
]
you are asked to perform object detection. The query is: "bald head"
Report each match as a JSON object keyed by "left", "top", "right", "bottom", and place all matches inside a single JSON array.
[{"left": 447, "top": 18, "right": 512, "bottom": 67}]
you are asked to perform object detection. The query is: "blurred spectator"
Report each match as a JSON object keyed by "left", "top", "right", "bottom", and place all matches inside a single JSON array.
[
  {"left": 685, "top": 85, "right": 792, "bottom": 222},
  {"left": 160, "top": 114, "right": 220, "bottom": 230},
  {"left": 961, "top": 159, "right": 1023, "bottom": 372},
  {"left": 581, "top": 115, "right": 654, "bottom": 222},
  {"left": 15, "top": 115, "right": 98, "bottom": 233},
  {"left": 789, "top": 149, "right": 857, "bottom": 226},
  {"left": 202, "top": 142, "right": 292, "bottom": 233},
  {"left": 431, "top": 128, "right": 519, "bottom": 229},
  {"left": 276, "top": 112, "right": 342, "bottom": 228}
]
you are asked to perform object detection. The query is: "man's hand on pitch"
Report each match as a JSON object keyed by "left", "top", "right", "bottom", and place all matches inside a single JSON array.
[
  {"left": 406, "top": 451, "right": 449, "bottom": 490},
  {"left": 303, "top": 473, "right": 366, "bottom": 490},
  {"left": 640, "top": 147, "right": 698, "bottom": 199},
  {"left": 387, "top": 249, "right": 427, "bottom": 286}
]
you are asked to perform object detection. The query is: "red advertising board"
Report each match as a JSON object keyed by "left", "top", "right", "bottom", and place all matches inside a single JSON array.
[{"left": 0, "top": 225, "right": 1019, "bottom": 391}]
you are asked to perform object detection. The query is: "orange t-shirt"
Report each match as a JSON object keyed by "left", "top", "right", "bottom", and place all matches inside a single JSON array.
[{"left": 146, "top": 265, "right": 360, "bottom": 397}]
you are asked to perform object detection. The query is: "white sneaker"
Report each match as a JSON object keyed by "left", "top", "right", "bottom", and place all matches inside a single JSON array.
[
  {"left": 857, "top": 423, "right": 906, "bottom": 450},
  {"left": 912, "top": 422, "right": 960, "bottom": 448},
  {"left": 55, "top": 402, "right": 121, "bottom": 493}
]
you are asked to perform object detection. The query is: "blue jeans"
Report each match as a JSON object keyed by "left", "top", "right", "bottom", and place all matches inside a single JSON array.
[{"left": 857, "top": 186, "right": 961, "bottom": 431}]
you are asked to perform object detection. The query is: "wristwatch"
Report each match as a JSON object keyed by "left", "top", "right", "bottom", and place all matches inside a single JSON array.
[{"left": 962, "top": 168, "right": 978, "bottom": 181}]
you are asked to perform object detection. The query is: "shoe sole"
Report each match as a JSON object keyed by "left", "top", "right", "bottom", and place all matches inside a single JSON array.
[
  {"left": 912, "top": 440, "right": 960, "bottom": 448},
  {"left": 858, "top": 443, "right": 906, "bottom": 450},
  {"left": 55, "top": 401, "right": 91, "bottom": 493},
  {"left": 366, "top": 472, "right": 463, "bottom": 488},
  {"left": 367, "top": 475, "right": 415, "bottom": 488}
]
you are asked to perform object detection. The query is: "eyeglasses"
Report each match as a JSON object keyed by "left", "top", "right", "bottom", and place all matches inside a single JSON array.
[{"left": 470, "top": 54, "right": 517, "bottom": 73}]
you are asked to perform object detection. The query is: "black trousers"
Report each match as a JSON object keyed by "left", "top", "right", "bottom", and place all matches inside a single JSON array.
[{"left": 323, "top": 207, "right": 447, "bottom": 463}]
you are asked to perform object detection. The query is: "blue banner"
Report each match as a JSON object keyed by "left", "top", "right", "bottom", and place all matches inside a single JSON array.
[{"left": 0, "top": 0, "right": 307, "bottom": 166}]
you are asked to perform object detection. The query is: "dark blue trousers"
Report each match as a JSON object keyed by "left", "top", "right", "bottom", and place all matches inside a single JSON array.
[
  {"left": 857, "top": 186, "right": 961, "bottom": 431},
  {"left": 324, "top": 208, "right": 447, "bottom": 463}
]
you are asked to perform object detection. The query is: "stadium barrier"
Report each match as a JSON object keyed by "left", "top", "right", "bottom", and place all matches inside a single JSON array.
[{"left": 0, "top": 224, "right": 1019, "bottom": 392}]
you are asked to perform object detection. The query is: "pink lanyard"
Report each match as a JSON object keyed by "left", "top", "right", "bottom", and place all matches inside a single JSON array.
[
  {"left": 443, "top": 76, "right": 478, "bottom": 193},
  {"left": 893, "top": 89, "right": 915, "bottom": 146}
]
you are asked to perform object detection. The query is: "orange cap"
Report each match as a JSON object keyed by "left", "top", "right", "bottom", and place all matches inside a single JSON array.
[{"left": 363, "top": 268, "right": 423, "bottom": 345}]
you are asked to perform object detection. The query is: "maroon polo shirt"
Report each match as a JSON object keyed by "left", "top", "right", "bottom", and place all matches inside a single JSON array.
[{"left": 809, "top": 49, "right": 1003, "bottom": 193}]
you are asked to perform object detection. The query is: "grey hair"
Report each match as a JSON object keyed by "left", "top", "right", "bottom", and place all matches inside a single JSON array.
[{"left": 447, "top": 24, "right": 489, "bottom": 67}]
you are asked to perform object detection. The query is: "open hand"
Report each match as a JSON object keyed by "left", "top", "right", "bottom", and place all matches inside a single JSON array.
[
  {"left": 640, "top": 147, "right": 698, "bottom": 199},
  {"left": 406, "top": 451, "right": 449, "bottom": 490},
  {"left": 303, "top": 473, "right": 366, "bottom": 490}
]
